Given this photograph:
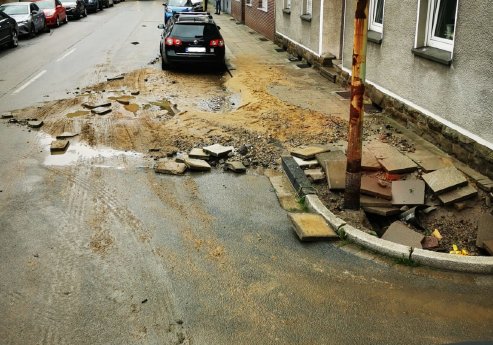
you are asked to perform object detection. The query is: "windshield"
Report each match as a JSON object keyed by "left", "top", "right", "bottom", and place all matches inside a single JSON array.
[
  {"left": 167, "top": 0, "right": 191, "bottom": 7},
  {"left": 36, "top": 1, "right": 55, "bottom": 9},
  {"left": 0, "top": 4, "right": 29, "bottom": 15},
  {"left": 171, "top": 23, "right": 220, "bottom": 38},
  {"left": 60, "top": 0, "right": 75, "bottom": 3}
]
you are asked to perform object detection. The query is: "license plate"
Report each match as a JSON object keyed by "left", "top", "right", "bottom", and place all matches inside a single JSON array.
[{"left": 186, "top": 47, "right": 206, "bottom": 53}]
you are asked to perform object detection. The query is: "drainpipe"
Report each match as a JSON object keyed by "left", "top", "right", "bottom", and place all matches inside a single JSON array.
[{"left": 344, "top": 0, "right": 369, "bottom": 210}]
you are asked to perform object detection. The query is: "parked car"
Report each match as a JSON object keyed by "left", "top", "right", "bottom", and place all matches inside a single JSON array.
[
  {"left": 84, "top": 0, "right": 102, "bottom": 13},
  {"left": 0, "top": 2, "right": 47, "bottom": 38},
  {"left": 100, "top": 0, "right": 114, "bottom": 9},
  {"left": 34, "top": 0, "right": 67, "bottom": 27},
  {"left": 163, "top": 0, "right": 203, "bottom": 23},
  {"left": 0, "top": 11, "right": 18, "bottom": 48},
  {"left": 158, "top": 12, "right": 225, "bottom": 69},
  {"left": 60, "top": 0, "right": 86, "bottom": 19}
]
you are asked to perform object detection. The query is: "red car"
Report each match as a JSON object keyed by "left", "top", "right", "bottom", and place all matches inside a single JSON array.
[{"left": 34, "top": 0, "right": 67, "bottom": 27}]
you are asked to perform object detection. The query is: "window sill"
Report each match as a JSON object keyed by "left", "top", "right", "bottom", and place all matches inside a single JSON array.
[
  {"left": 412, "top": 46, "right": 452, "bottom": 66},
  {"left": 257, "top": 7, "right": 268, "bottom": 12},
  {"left": 367, "top": 30, "right": 382, "bottom": 44},
  {"left": 282, "top": 8, "right": 291, "bottom": 14},
  {"left": 300, "top": 14, "right": 312, "bottom": 22},
  {"left": 246, "top": 3, "right": 252, "bottom": 6}
]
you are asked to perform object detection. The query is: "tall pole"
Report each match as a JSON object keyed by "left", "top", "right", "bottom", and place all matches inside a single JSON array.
[{"left": 344, "top": 0, "right": 369, "bottom": 210}]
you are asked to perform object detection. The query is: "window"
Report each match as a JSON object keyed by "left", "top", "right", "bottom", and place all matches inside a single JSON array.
[
  {"left": 426, "top": 0, "right": 457, "bottom": 51},
  {"left": 369, "top": 0, "right": 384, "bottom": 33},
  {"left": 258, "top": 0, "right": 267, "bottom": 10},
  {"left": 302, "top": 0, "right": 312, "bottom": 15},
  {"left": 284, "top": 0, "right": 290, "bottom": 9},
  {"left": 246, "top": 0, "right": 252, "bottom": 5}
]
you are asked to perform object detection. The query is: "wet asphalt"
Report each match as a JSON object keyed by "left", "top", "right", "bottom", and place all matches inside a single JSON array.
[{"left": 0, "top": 2, "right": 493, "bottom": 344}]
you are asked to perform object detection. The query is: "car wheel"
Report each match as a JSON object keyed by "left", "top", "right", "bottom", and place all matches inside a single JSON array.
[
  {"left": 29, "top": 23, "right": 36, "bottom": 38},
  {"left": 43, "top": 19, "right": 50, "bottom": 32},
  {"left": 10, "top": 29, "right": 18, "bottom": 48},
  {"left": 161, "top": 56, "right": 170, "bottom": 70}
]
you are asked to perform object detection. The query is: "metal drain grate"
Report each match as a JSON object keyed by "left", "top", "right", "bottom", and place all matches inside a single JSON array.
[{"left": 335, "top": 91, "right": 351, "bottom": 99}]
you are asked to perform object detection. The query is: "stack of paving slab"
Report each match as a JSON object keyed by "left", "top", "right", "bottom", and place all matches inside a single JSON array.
[
  {"left": 154, "top": 144, "right": 246, "bottom": 175},
  {"left": 287, "top": 142, "right": 493, "bottom": 253}
]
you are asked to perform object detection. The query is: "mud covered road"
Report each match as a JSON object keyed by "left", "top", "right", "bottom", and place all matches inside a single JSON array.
[{"left": 1, "top": 4, "right": 493, "bottom": 345}]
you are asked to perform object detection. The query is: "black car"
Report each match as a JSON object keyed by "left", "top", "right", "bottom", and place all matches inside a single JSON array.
[
  {"left": 83, "top": 0, "right": 102, "bottom": 12},
  {"left": 60, "top": 0, "right": 87, "bottom": 19},
  {"left": 0, "top": 11, "right": 18, "bottom": 48},
  {"left": 158, "top": 12, "right": 225, "bottom": 70}
]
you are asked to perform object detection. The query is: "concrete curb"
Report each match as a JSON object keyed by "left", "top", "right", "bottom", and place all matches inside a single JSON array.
[{"left": 281, "top": 162, "right": 493, "bottom": 274}]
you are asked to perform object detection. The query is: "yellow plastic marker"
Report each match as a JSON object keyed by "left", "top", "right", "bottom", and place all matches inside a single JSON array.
[{"left": 432, "top": 229, "right": 442, "bottom": 240}]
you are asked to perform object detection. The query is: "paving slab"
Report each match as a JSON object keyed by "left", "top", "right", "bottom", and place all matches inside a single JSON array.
[
  {"left": 360, "top": 195, "right": 392, "bottom": 207},
  {"left": 56, "top": 132, "right": 78, "bottom": 139},
  {"left": 1, "top": 113, "right": 13, "bottom": 119},
  {"left": 414, "top": 156, "right": 454, "bottom": 172},
  {"left": 184, "top": 158, "right": 211, "bottom": 171},
  {"left": 362, "top": 149, "right": 381, "bottom": 171},
  {"left": 91, "top": 107, "right": 112, "bottom": 115},
  {"left": 50, "top": 140, "right": 69, "bottom": 153},
  {"left": 287, "top": 213, "right": 338, "bottom": 241},
  {"left": 363, "top": 206, "right": 401, "bottom": 216},
  {"left": 293, "top": 156, "right": 319, "bottom": 169},
  {"left": 391, "top": 180, "right": 425, "bottom": 205},
  {"left": 189, "top": 148, "right": 210, "bottom": 160},
  {"left": 422, "top": 167, "right": 468, "bottom": 194},
  {"left": 203, "top": 144, "right": 234, "bottom": 157},
  {"left": 116, "top": 98, "right": 131, "bottom": 105},
  {"left": 483, "top": 240, "right": 493, "bottom": 256},
  {"left": 437, "top": 184, "right": 477, "bottom": 205},
  {"left": 368, "top": 143, "right": 417, "bottom": 173},
  {"left": 155, "top": 160, "right": 187, "bottom": 175},
  {"left": 226, "top": 161, "right": 246, "bottom": 173},
  {"left": 360, "top": 175, "right": 392, "bottom": 200},
  {"left": 175, "top": 153, "right": 189, "bottom": 163},
  {"left": 315, "top": 150, "right": 345, "bottom": 173},
  {"left": 291, "top": 146, "right": 330, "bottom": 160},
  {"left": 82, "top": 102, "right": 112, "bottom": 109},
  {"left": 107, "top": 75, "right": 124, "bottom": 81},
  {"left": 476, "top": 213, "right": 493, "bottom": 248},
  {"left": 382, "top": 221, "right": 424, "bottom": 248},
  {"left": 304, "top": 168, "right": 325, "bottom": 183},
  {"left": 28, "top": 120, "right": 43, "bottom": 128},
  {"left": 269, "top": 175, "right": 303, "bottom": 211},
  {"left": 326, "top": 160, "right": 346, "bottom": 190}
]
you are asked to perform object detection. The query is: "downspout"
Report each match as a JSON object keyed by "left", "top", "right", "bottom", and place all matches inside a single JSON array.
[{"left": 319, "top": 0, "right": 325, "bottom": 55}]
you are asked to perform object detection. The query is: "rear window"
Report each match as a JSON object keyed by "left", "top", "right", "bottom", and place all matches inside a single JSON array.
[
  {"left": 0, "top": 4, "right": 29, "bottom": 15},
  {"left": 171, "top": 23, "right": 220, "bottom": 38}
]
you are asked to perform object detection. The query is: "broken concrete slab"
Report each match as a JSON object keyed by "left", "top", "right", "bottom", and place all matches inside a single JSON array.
[
  {"left": 155, "top": 160, "right": 187, "bottom": 175},
  {"left": 326, "top": 160, "right": 346, "bottom": 190},
  {"left": 56, "top": 132, "right": 78, "bottom": 139},
  {"left": 293, "top": 156, "right": 319, "bottom": 169},
  {"left": 421, "top": 236, "right": 439, "bottom": 250},
  {"left": 477, "top": 178, "right": 493, "bottom": 192},
  {"left": 476, "top": 213, "right": 493, "bottom": 248},
  {"left": 362, "top": 149, "right": 381, "bottom": 171},
  {"left": 131, "top": 90, "right": 140, "bottom": 96},
  {"left": 28, "top": 120, "right": 43, "bottom": 128},
  {"left": 304, "top": 168, "right": 325, "bottom": 183},
  {"left": 116, "top": 98, "right": 131, "bottom": 105},
  {"left": 382, "top": 221, "right": 424, "bottom": 248},
  {"left": 363, "top": 206, "right": 401, "bottom": 217},
  {"left": 175, "top": 153, "right": 189, "bottom": 163},
  {"left": 437, "top": 184, "right": 477, "bottom": 205},
  {"left": 422, "top": 167, "right": 468, "bottom": 194},
  {"left": 291, "top": 146, "right": 331, "bottom": 160},
  {"left": 203, "top": 144, "right": 234, "bottom": 157},
  {"left": 226, "top": 161, "right": 246, "bottom": 173},
  {"left": 360, "top": 195, "right": 393, "bottom": 207},
  {"left": 269, "top": 175, "right": 303, "bottom": 211},
  {"left": 91, "top": 107, "right": 112, "bottom": 115},
  {"left": 361, "top": 175, "right": 392, "bottom": 200},
  {"left": 414, "top": 156, "right": 454, "bottom": 172},
  {"left": 483, "top": 240, "right": 493, "bottom": 256},
  {"left": 1, "top": 113, "right": 13, "bottom": 119},
  {"left": 315, "top": 150, "right": 345, "bottom": 173},
  {"left": 189, "top": 148, "right": 210, "bottom": 160},
  {"left": 391, "top": 180, "right": 425, "bottom": 205},
  {"left": 50, "top": 140, "right": 69, "bottom": 153},
  {"left": 368, "top": 143, "right": 418, "bottom": 173},
  {"left": 184, "top": 158, "right": 211, "bottom": 171},
  {"left": 82, "top": 102, "right": 111, "bottom": 109},
  {"left": 107, "top": 75, "right": 124, "bottom": 81},
  {"left": 287, "top": 212, "right": 338, "bottom": 241}
]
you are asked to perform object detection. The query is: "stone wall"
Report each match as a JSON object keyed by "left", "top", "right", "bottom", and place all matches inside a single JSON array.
[{"left": 274, "top": 33, "right": 333, "bottom": 67}]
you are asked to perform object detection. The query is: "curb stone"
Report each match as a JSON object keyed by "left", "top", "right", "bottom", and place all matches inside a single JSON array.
[{"left": 281, "top": 163, "right": 493, "bottom": 274}]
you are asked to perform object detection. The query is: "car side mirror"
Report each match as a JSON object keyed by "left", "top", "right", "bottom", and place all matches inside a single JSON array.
[
  {"left": 31, "top": 10, "right": 38, "bottom": 14},
  {"left": 217, "top": 26, "right": 221, "bottom": 30},
  {"left": 162, "top": 3, "right": 167, "bottom": 6},
  {"left": 157, "top": 24, "right": 165, "bottom": 29}
]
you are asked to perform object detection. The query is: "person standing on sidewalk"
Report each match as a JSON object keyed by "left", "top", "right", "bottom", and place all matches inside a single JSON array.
[{"left": 215, "top": 0, "right": 221, "bottom": 14}]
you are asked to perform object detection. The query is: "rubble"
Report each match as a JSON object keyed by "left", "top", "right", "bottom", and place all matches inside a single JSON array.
[
  {"left": 155, "top": 160, "right": 187, "bottom": 175},
  {"left": 391, "top": 180, "right": 425, "bottom": 205},
  {"left": 82, "top": 102, "right": 111, "bottom": 109},
  {"left": 203, "top": 144, "right": 234, "bottom": 157},
  {"left": 369, "top": 143, "right": 418, "bottom": 173},
  {"left": 360, "top": 175, "right": 392, "bottom": 200},
  {"left": 422, "top": 167, "right": 468, "bottom": 194},
  {"left": 326, "top": 160, "right": 346, "bottom": 190},
  {"left": 476, "top": 213, "right": 493, "bottom": 249},
  {"left": 189, "top": 148, "right": 210, "bottom": 160},
  {"left": 315, "top": 150, "right": 345, "bottom": 173},
  {"left": 226, "top": 161, "right": 246, "bottom": 173},
  {"left": 304, "top": 168, "right": 325, "bottom": 183},
  {"left": 107, "top": 75, "right": 124, "bottom": 81},
  {"left": 361, "top": 149, "right": 381, "bottom": 171},
  {"left": 484, "top": 240, "right": 493, "bottom": 255},
  {"left": 362, "top": 206, "right": 401, "bottom": 216},
  {"left": 421, "top": 236, "right": 439, "bottom": 250},
  {"left": 437, "top": 184, "right": 477, "bottom": 205},
  {"left": 1, "top": 113, "right": 13, "bottom": 119},
  {"left": 293, "top": 156, "right": 319, "bottom": 169},
  {"left": 50, "top": 140, "right": 69, "bottom": 153},
  {"left": 290, "top": 145, "right": 330, "bottom": 160},
  {"left": 56, "top": 132, "right": 78, "bottom": 139},
  {"left": 91, "top": 107, "right": 112, "bottom": 115},
  {"left": 28, "top": 120, "right": 43, "bottom": 128},
  {"left": 184, "top": 158, "right": 211, "bottom": 171},
  {"left": 382, "top": 221, "right": 424, "bottom": 248},
  {"left": 287, "top": 213, "right": 338, "bottom": 241},
  {"left": 360, "top": 195, "right": 392, "bottom": 207}
]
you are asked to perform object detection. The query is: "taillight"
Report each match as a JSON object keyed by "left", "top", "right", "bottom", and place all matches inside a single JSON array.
[
  {"left": 210, "top": 39, "right": 224, "bottom": 47},
  {"left": 165, "top": 37, "right": 182, "bottom": 46}
]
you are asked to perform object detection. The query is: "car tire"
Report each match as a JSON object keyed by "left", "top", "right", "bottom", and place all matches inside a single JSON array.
[
  {"left": 110, "top": 1, "right": 113, "bottom": 7},
  {"left": 9, "top": 29, "right": 18, "bottom": 48},
  {"left": 161, "top": 56, "right": 170, "bottom": 70},
  {"left": 29, "top": 23, "right": 36, "bottom": 38},
  {"left": 43, "top": 19, "right": 50, "bottom": 32}
]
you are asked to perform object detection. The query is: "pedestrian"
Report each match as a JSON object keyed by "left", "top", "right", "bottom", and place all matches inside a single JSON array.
[{"left": 215, "top": 0, "right": 221, "bottom": 14}]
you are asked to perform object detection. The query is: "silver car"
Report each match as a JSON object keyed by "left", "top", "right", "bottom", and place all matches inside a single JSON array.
[{"left": 0, "top": 2, "right": 47, "bottom": 37}]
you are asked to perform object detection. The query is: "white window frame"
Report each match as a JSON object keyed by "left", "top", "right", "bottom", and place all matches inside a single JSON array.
[
  {"left": 302, "top": 0, "right": 312, "bottom": 15},
  {"left": 257, "top": 0, "right": 267, "bottom": 11},
  {"left": 284, "top": 0, "right": 290, "bottom": 10},
  {"left": 246, "top": 0, "right": 252, "bottom": 6},
  {"left": 368, "top": 0, "right": 384, "bottom": 33},
  {"left": 425, "top": 0, "right": 458, "bottom": 52}
]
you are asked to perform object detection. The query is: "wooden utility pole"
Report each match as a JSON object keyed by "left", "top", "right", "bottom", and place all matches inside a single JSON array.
[{"left": 344, "top": 0, "right": 369, "bottom": 210}]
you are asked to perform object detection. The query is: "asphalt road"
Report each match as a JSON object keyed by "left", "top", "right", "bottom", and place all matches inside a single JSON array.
[
  {"left": 0, "top": 3, "right": 493, "bottom": 345},
  {"left": 0, "top": 0, "right": 162, "bottom": 113}
]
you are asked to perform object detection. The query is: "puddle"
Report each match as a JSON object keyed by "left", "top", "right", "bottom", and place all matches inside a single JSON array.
[
  {"left": 124, "top": 103, "right": 140, "bottom": 113},
  {"left": 66, "top": 110, "right": 91, "bottom": 118}
]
